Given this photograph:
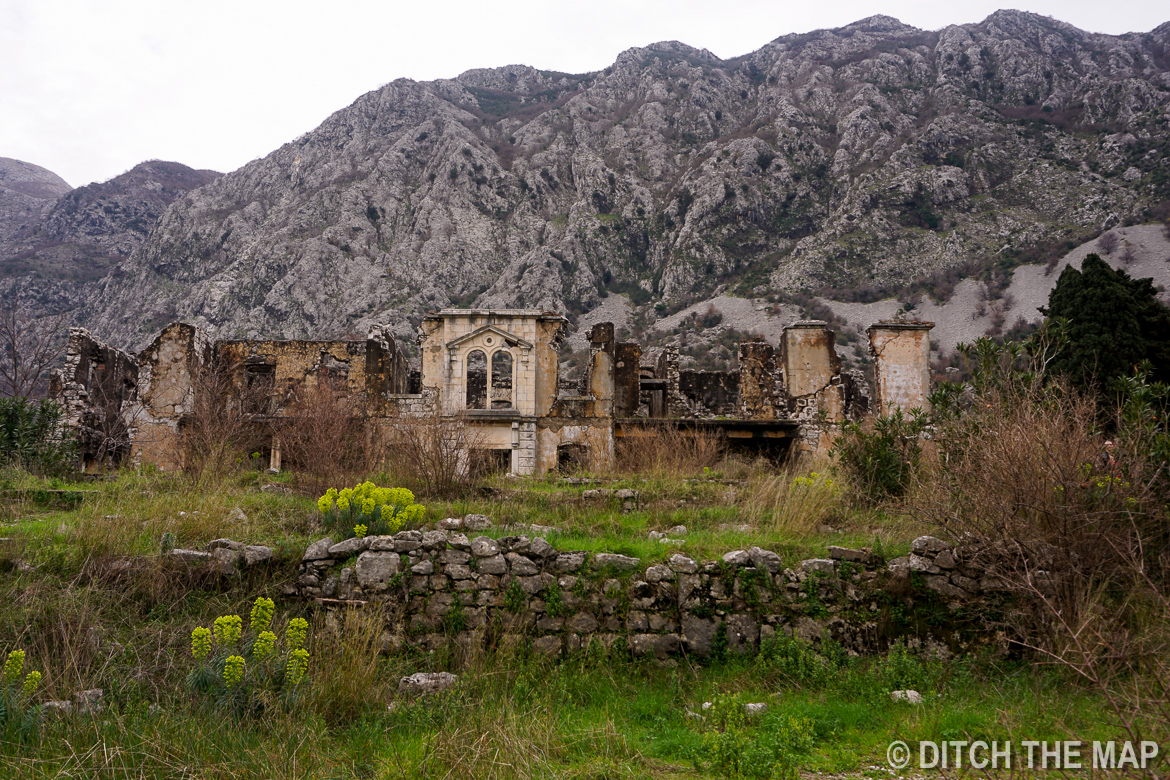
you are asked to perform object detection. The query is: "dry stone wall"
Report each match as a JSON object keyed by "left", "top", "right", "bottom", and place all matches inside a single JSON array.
[{"left": 287, "top": 527, "right": 1005, "bottom": 658}]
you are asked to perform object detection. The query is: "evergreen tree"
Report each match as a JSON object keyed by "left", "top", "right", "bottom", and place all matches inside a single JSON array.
[{"left": 1042, "top": 253, "right": 1170, "bottom": 390}]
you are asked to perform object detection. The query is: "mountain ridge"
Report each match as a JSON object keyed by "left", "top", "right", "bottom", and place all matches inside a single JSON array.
[{"left": 3, "top": 11, "right": 1169, "bottom": 356}]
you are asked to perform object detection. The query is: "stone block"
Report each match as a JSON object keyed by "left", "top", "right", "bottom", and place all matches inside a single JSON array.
[
  {"left": 439, "top": 549, "right": 471, "bottom": 565},
  {"left": 800, "top": 559, "right": 835, "bottom": 576},
  {"left": 631, "top": 633, "right": 680, "bottom": 659},
  {"left": 478, "top": 554, "right": 507, "bottom": 575},
  {"left": 170, "top": 549, "right": 211, "bottom": 564},
  {"left": 470, "top": 536, "right": 500, "bottom": 557},
  {"left": 682, "top": 615, "right": 718, "bottom": 656},
  {"left": 243, "top": 546, "right": 273, "bottom": 566},
  {"left": 355, "top": 551, "right": 400, "bottom": 592},
  {"left": 328, "top": 537, "right": 370, "bottom": 558},
  {"left": 445, "top": 564, "right": 474, "bottom": 580},
  {"left": 506, "top": 552, "right": 540, "bottom": 576},
  {"left": 645, "top": 564, "right": 674, "bottom": 583},
  {"left": 723, "top": 550, "right": 751, "bottom": 567},
  {"left": 419, "top": 531, "right": 447, "bottom": 550},
  {"left": 302, "top": 538, "right": 334, "bottom": 561},
  {"left": 553, "top": 551, "right": 587, "bottom": 572},
  {"left": 911, "top": 536, "right": 950, "bottom": 556},
  {"left": 568, "top": 611, "right": 599, "bottom": 633},
  {"left": 592, "top": 553, "right": 640, "bottom": 571}
]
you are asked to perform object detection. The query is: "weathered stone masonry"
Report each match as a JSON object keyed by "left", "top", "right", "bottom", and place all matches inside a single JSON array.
[
  {"left": 285, "top": 528, "right": 1003, "bottom": 659},
  {"left": 54, "top": 311, "right": 934, "bottom": 474}
]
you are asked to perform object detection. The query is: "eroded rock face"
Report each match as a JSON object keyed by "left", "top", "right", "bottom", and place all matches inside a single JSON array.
[
  {"left": 56, "top": 12, "right": 1170, "bottom": 352},
  {"left": 0, "top": 160, "right": 219, "bottom": 324}
]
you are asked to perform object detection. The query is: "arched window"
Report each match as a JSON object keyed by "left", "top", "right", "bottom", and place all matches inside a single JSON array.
[
  {"left": 490, "top": 351, "right": 513, "bottom": 409},
  {"left": 465, "top": 350, "right": 487, "bottom": 409}
]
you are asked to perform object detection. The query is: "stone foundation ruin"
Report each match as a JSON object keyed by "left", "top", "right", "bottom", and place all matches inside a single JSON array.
[{"left": 51, "top": 311, "right": 933, "bottom": 474}]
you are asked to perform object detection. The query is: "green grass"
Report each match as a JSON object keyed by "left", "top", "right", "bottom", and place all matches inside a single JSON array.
[{"left": 0, "top": 464, "right": 1155, "bottom": 778}]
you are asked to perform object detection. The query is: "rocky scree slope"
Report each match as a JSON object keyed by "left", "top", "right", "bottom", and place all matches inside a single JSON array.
[
  {"left": 0, "top": 160, "right": 220, "bottom": 318},
  {"left": 73, "top": 11, "right": 1170, "bottom": 350}
]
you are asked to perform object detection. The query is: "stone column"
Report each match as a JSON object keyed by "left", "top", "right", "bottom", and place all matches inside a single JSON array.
[
  {"left": 737, "top": 340, "right": 778, "bottom": 420},
  {"left": 867, "top": 321, "right": 934, "bottom": 414}
]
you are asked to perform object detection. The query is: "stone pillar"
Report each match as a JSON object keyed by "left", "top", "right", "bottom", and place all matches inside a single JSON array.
[
  {"left": 737, "top": 340, "right": 778, "bottom": 420},
  {"left": 782, "top": 321, "right": 839, "bottom": 400},
  {"left": 614, "top": 342, "right": 642, "bottom": 419},
  {"left": 657, "top": 347, "right": 687, "bottom": 417},
  {"left": 867, "top": 321, "right": 934, "bottom": 414},
  {"left": 586, "top": 323, "right": 614, "bottom": 418}
]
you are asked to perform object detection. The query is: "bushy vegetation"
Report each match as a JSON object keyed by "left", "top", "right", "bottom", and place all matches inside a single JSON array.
[
  {"left": 0, "top": 397, "right": 73, "bottom": 476},
  {"left": 2, "top": 314, "right": 1169, "bottom": 776}
]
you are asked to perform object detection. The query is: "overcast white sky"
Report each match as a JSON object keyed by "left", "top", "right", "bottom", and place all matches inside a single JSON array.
[{"left": 1, "top": 1, "right": 1166, "bottom": 189}]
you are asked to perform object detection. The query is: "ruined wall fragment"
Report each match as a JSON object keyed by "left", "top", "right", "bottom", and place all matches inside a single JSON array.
[
  {"left": 868, "top": 321, "right": 934, "bottom": 414},
  {"left": 677, "top": 371, "right": 739, "bottom": 418},
  {"left": 50, "top": 328, "right": 140, "bottom": 471},
  {"left": 130, "top": 322, "right": 212, "bottom": 471},
  {"left": 613, "top": 342, "right": 641, "bottom": 418},
  {"left": 737, "top": 340, "right": 779, "bottom": 420}
]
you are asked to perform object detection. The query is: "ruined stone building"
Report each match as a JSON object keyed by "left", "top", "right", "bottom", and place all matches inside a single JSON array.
[{"left": 51, "top": 310, "right": 933, "bottom": 475}]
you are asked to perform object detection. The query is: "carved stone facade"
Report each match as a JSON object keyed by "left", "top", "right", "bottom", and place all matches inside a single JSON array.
[{"left": 52, "top": 311, "right": 931, "bottom": 474}]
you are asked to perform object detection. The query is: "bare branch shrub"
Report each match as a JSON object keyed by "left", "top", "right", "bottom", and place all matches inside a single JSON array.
[
  {"left": 274, "top": 379, "right": 368, "bottom": 495},
  {"left": 381, "top": 404, "right": 487, "bottom": 498},
  {"left": 1120, "top": 242, "right": 1137, "bottom": 268},
  {"left": 182, "top": 358, "right": 267, "bottom": 485},
  {"left": 614, "top": 422, "right": 725, "bottom": 478},
  {"left": 1098, "top": 230, "right": 1120, "bottom": 255},
  {"left": 0, "top": 292, "right": 66, "bottom": 398},
  {"left": 916, "top": 373, "right": 1170, "bottom": 763}
]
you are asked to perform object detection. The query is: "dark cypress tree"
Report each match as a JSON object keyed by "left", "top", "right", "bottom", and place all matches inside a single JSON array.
[{"left": 1042, "top": 253, "right": 1170, "bottom": 390}]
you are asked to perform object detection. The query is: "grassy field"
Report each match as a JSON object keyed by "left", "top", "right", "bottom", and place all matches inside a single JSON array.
[{"left": 0, "top": 450, "right": 1156, "bottom": 780}]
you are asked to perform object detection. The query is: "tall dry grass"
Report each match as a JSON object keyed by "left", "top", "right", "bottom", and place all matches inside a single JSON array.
[
  {"left": 614, "top": 422, "right": 725, "bottom": 478},
  {"left": 306, "top": 605, "right": 397, "bottom": 726},
  {"left": 70, "top": 471, "right": 281, "bottom": 558},
  {"left": 743, "top": 459, "right": 845, "bottom": 537}
]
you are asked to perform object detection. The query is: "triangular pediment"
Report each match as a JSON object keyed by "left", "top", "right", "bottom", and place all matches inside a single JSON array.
[{"left": 445, "top": 325, "right": 533, "bottom": 352}]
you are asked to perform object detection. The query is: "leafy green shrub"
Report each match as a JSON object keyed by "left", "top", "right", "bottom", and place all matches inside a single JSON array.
[
  {"left": 831, "top": 409, "right": 928, "bottom": 503},
  {"left": 756, "top": 634, "right": 836, "bottom": 688},
  {"left": 699, "top": 694, "right": 814, "bottom": 779},
  {"left": 317, "top": 481, "right": 424, "bottom": 540},
  {"left": 186, "top": 598, "right": 309, "bottom": 716},
  {"left": 0, "top": 397, "right": 74, "bottom": 476}
]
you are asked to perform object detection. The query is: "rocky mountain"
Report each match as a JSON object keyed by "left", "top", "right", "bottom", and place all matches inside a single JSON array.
[
  {"left": 16, "top": 12, "right": 1170, "bottom": 352},
  {"left": 0, "top": 160, "right": 219, "bottom": 316},
  {"left": 0, "top": 157, "right": 71, "bottom": 248}
]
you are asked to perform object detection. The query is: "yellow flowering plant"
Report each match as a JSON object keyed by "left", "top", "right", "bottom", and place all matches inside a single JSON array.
[
  {"left": 316, "top": 481, "right": 425, "bottom": 539},
  {"left": 1, "top": 648, "right": 43, "bottom": 738},
  {"left": 186, "top": 597, "right": 312, "bottom": 714}
]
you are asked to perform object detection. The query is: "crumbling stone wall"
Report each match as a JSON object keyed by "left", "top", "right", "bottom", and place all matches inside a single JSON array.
[
  {"left": 50, "top": 328, "right": 140, "bottom": 472},
  {"left": 868, "top": 321, "right": 934, "bottom": 414},
  {"left": 288, "top": 529, "right": 1003, "bottom": 659},
  {"left": 129, "top": 323, "right": 213, "bottom": 471},
  {"left": 677, "top": 371, "right": 739, "bottom": 418},
  {"left": 737, "top": 340, "right": 781, "bottom": 420},
  {"left": 52, "top": 311, "right": 932, "bottom": 474}
]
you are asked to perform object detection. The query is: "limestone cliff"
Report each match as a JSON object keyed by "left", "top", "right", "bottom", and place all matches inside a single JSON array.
[{"left": 14, "top": 12, "right": 1170, "bottom": 350}]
